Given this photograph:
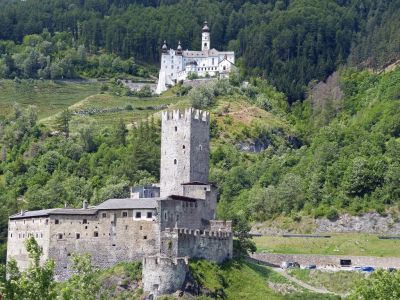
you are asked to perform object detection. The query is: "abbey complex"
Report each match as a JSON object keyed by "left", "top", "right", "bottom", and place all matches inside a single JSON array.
[
  {"left": 156, "top": 21, "right": 236, "bottom": 94},
  {"left": 7, "top": 108, "right": 233, "bottom": 297}
]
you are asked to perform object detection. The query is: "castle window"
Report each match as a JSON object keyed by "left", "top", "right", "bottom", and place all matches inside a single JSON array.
[
  {"left": 122, "top": 211, "right": 128, "bottom": 218},
  {"left": 10, "top": 233, "right": 12, "bottom": 238},
  {"left": 76, "top": 233, "right": 80, "bottom": 239},
  {"left": 199, "top": 145, "right": 203, "bottom": 151},
  {"left": 125, "top": 225, "right": 128, "bottom": 230},
  {"left": 140, "top": 226, "right": 143, "bottom": 230},
  {"left": 164, "top": 212, "right": 168, "bottom": 221},
  {"left": 143, "top": 235, "right": 147, "bottom": 240},
  {"left": 46, "top": 219, "right": 48, "bottom": 225},
  {"left": 174, "top": 159, "right": 177, "bottom": 165},
  {"left": 58, "top": 233, "right": 63, "bottom": 240},
  {"left": 147, "top": 212, "right": 152, "bottom": 219},
  {"left": 93, "top": 231, "right": 99, "bottom": 237},
  {"left": 135, "top": 212, "right": 141, "bottom": 219},
  {"left": 204, "top": 43, "right": 207, "bottom": 47},
  {"left": 175, "top": 126, "right": 177, "bottom": 132},
  {"left": 55, "top": 219, "right": 59, "bottom": 225},
  {"left": 182, "top": 145, "right": 185, "bottom": 149},
  {"left": 82, "top": 219, "right": 87, "bottom": 224},
  {"left": 102, "top": 213, "right": 107, "bottom": 218}
]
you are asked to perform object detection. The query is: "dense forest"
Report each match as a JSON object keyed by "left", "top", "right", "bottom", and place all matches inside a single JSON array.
[{"left": 0, "top": 0, "right": 400, "bottom": 100}]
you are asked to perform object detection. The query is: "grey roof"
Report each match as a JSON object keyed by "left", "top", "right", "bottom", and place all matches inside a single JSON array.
[
  {"left": 10, "top": 208, "right": 98, "bottom": 219},
  {"left": 9, "top": 195, "right": 205, "bottom": 219},
  {"left": 95, "top": 198, "right": 160, "bottom": 210}
]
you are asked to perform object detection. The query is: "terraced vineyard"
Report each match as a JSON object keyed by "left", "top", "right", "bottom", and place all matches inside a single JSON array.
[{"left": 0, "top": 79, "right": 186, "bottom": 129}]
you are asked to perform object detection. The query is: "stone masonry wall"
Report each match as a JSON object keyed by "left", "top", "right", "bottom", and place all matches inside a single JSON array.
[
  {"left": 161, "top": 228, "right": 232, "bottom": 263},
  {"left": 7, "top": 217, "right": 51, "bottom": 271},
  {"left": 251, "top": 253, "right": 400, "bottom": 268},
  {"left": 142, "top": 256, "right": 189, "bottom": 297},
  {"left": 48, "top": 210, "right": 160, "bottom": 280},
  {"left": 160, "top": 109, "right": 209, "bottom": 198},
  {"left": 159, "top": 199, "right": 212, "bottom": 231},
  {"left": 8, "top": 208, "right": 160, "bottom": 280}
]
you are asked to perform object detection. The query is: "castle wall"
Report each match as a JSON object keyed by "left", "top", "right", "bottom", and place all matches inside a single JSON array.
[
  {"left": 8, "top": 209, "right": 160, "bottom": 280},
  {"left": 142, "top": 256, "right": 188, "bottom": 297},
  {"left": 160, "top": 228, "right": 232, "bottom": 264},
  {"left": 7, "top": 217, "right": 51, "bottom": 271},
  {"left": 182, "top": 184, "right": 217, "bottom": 218},
  {"left": 159, "top": 199, "right": 213, "bottom": 231}
]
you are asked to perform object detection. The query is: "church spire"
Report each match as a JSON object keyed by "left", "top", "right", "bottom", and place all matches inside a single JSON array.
[
  {"left": 202, "top": 21, "right": 210, "bottom": 51},
  {"left": 176, "top": 41, "right": 182, "bottom": 55}
]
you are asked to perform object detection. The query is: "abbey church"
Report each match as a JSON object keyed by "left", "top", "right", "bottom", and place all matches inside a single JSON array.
[{"left": 156, "top": 21, "right": 236, "bottom": 94}]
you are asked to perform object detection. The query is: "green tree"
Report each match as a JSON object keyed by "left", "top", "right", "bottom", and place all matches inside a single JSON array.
[
  {"left": 60, "top": 253, "right": 98, "bottom": 300},
  {"left": 350, "top": 270, "right": 400, "bottom": 300},
  {"left": 0, "top": 237, "right": 56, "bottom": 300},
  {"left": 115, "top": 118, "right": 128, "bottom": 146},
  {"left": 232, "top": 214, "right": 256, "bottom": 257},
  {"left": 54, "top": 109, "right": 71, "bottom": 138}
]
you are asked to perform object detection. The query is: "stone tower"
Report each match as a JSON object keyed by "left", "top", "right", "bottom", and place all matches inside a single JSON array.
[
  {"left": 160, "top": 108, "right": 210, "bottom": 198},
  {"left": 201, "top": 21, "right": 210, "bottom": 51}
]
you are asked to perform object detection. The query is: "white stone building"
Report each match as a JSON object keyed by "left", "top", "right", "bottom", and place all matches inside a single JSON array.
[{"left": 156, "top": 21, "right": 236, "bottom": 94}]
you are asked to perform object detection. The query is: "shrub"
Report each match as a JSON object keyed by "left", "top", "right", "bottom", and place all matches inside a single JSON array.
[
  {"left": 326, "top": 207, "right": 339, "bottom": 221},
  {"left": 189, "top": 85, "right": 215, "bottom": 109}
]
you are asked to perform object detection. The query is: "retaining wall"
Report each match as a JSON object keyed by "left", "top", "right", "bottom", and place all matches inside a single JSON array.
[{"left": 251, "top": 253, "right": 400, "bottom": 268}]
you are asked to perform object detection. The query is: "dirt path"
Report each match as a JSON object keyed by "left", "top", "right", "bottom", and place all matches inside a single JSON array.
[{"left": 273, "top": 268, "right": 334, "bottom": 295}]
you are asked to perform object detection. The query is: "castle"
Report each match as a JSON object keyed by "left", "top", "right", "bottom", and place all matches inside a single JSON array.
[
  {"left": 7, "top": 108, "right": 233, "bottom": 297},
  {"left": 156, "top": 21, "right": 236, "bottom": 94}
]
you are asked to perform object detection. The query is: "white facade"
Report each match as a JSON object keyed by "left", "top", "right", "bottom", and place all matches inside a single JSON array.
[{"left": 156, "top": 21, "right": 236, "bottom": 94}]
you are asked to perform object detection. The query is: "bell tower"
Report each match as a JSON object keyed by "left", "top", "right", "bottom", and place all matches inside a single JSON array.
[{"left": 201, "top": 21, "right": 210, "bottom": 51}]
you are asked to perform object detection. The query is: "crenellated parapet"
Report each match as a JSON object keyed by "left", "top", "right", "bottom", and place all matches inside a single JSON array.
[
  {"left": 161, "top": 108, "right": 210, "bottom": 123},
  {"left": 163, "top": 227, "right": 232, "bottom": 239}
]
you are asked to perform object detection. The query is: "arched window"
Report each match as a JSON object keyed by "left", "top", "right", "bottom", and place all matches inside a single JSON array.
[
  {"left": 174, "top": 159, "right": 177, "bottom": 165},
  {"left": 175, "top": 126, "right": 177, "bottom": 132},
  {"left": 199, "top": 145, "right": 203, "bottom": 151}
]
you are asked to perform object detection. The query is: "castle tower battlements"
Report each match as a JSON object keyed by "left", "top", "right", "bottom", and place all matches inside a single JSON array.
[
  {"left": 161, "top": 108, "right": 210, "bottom": 123},
  {"left": 160, "top": 108, "right": 210, "bottom": 197}
]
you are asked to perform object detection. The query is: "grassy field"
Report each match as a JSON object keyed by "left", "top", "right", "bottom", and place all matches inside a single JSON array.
[
  {"left": 254, "top": 233, "right": 400, "bottom": 257},
  {"left": 288, "top": 269, "right": 365, "bottom": 295},
  {"left": 189, "top": 259, "right": 340, "bottom": 300}
]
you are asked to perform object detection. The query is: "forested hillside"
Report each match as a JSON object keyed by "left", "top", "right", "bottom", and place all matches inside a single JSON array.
[
  {"left": 1, "top": 0, "right": 400, "bottom": 99},
  {"left": 1, "top": 0, "right": 400, "bottom": 267}
]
